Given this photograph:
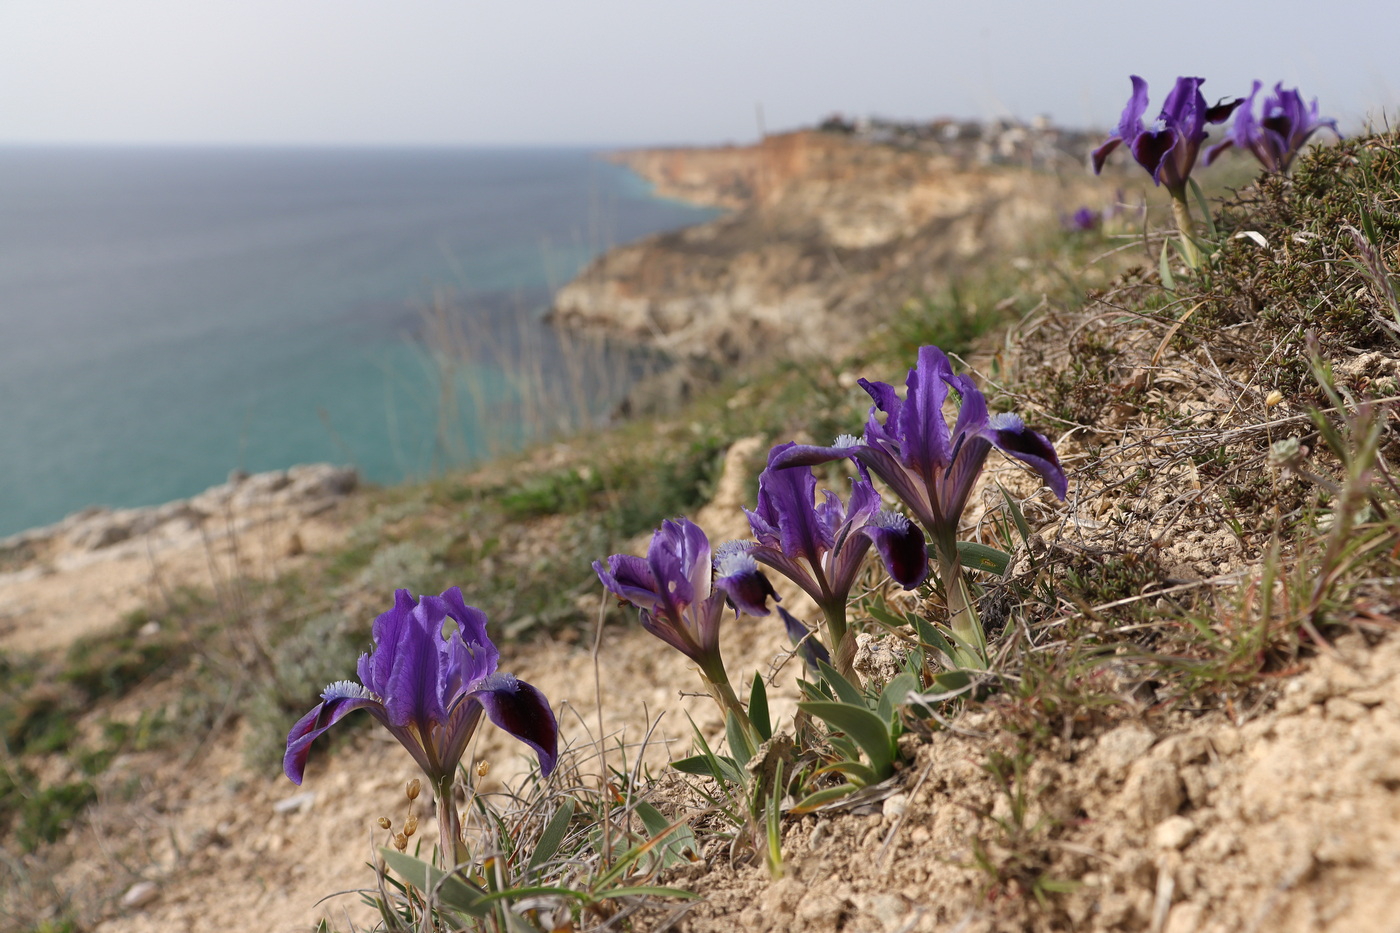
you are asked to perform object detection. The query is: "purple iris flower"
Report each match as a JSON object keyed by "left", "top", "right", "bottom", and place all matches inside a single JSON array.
[
  {"left": 596, "top": 518, "right": 773, "bottom": 728},
  {"left": 774, "top": 346, "right": 1064, "bottom": 664},
  {"left": 1205, "top": 81, "right": 1340, "bottom": 174},
  {"left": 730, "top": 441, "right": 928, "bottom": 613},
  {"left": 1066, "top": 207, "right": 1102, "bottom": 232},
  {"left": 284, "top": 588, "right": 558, "bottom": 786},
  {"left": 1092, "top": 76, "right": 1242, "bottom": 198},
  {"left": 773, "top": 346, "right": 1066, "bottom": 557},
  {"left": 718, "top": 443, "right": 926, "bottom": 676},
  {"left": 595, "top": 517, "right": 771, "bottom": 683}
]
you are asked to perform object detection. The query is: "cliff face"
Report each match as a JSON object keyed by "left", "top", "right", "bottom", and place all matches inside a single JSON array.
[{"left": 553, "top": 130, "right": 1116, "bottom": 365}]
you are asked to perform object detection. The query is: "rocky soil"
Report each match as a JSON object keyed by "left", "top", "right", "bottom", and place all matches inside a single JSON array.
[
  {"left": 5, "top": 127, "right": 1398, "bottom": 933},
  {"left": 7, "top": 432, "right": 1399, "bottom": 933},
  {"left": 0, "top": 463, "right": 358, "bottom": 655}
]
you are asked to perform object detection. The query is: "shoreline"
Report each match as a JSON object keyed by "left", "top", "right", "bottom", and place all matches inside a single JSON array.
[
  {"left": 551, "top": 126, "right": 1122, "bottom": 369},
  {"left": 0, "top": 464, "right": 359, "bottom": 654}
]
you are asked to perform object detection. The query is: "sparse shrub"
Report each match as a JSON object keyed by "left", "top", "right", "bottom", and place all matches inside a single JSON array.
[{"left": 242, "top": 610, "right": 367, "bottom": 771}]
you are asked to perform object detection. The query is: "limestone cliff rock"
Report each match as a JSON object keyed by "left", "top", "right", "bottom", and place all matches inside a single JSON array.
[{"left": 551, "top": 129, "right": 1116, "bottom": 365}]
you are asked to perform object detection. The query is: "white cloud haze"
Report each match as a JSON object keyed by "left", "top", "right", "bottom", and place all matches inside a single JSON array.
[{"left": 0, "top": 0, "right": 1395, "bottom": 146}]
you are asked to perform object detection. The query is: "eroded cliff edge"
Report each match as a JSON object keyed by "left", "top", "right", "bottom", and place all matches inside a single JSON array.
[{"left": 550, "top": 126, "right": 1116, "bottom": 368}]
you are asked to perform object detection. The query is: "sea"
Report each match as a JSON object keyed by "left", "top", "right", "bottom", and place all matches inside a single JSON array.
[{"left": 0, "top": 146, "right": 718, "bottom": 539}]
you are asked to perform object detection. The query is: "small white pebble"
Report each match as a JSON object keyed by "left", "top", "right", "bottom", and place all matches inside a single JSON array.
[
  {"left": 1152, "top": 815, "right": 1197, "bottom": 850},
  {"left": 122, "top": 881, "right": 159, "bottom": 909},
  {"left": 273, "top": 790, "right": 317, "bottom": 815}
]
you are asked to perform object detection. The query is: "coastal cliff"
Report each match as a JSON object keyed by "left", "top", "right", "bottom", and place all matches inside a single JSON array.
[{"left": 552, "top": 126, "right": 1117, "bottom": 365}]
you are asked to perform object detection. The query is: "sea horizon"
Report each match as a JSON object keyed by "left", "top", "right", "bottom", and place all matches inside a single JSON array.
[{"left": 0, "top": 144, "right": 718, "bottom": 538}]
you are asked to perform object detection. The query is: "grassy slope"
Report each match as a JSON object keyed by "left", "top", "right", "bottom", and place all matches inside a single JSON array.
[{"left": 3, "top": 130, "right": 1399, "bottom": 932}]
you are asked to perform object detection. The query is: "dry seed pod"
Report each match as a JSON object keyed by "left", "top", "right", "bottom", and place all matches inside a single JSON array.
[
  {"left": 475, "top": 761, "right": 490, "bottom": 778},
  {"left": 393, "top": 832, "right": 408, "bottom": 852},
  {"left": 406, "top": 779, "right": 421, "bottom": 801},
  {"left": 377, "top": 816, "right": 392, "bottom": 830},
  {"left": 404, "top": 815, "right": 418, "bottom": 837}
]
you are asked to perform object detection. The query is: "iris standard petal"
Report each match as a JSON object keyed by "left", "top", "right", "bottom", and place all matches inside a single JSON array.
[
  {"left": 384, "top": 595, "right": 450, "bottom": 730},
  {"left": 1093, "top": 75, "right": 1149, "bottom": 175},
  {"left": 1160, "top": 77, "right": 1205, "bottom": 136},
  {"left": 359, "top": 588, "right": 419, "bottom": 697},
  {"left": 1119, "top": 75, "right": 1152, "bottom": 140},
  {"left": 897, "top": 346, "right": 955, "bottom": 482},
  {"left": 439, "top": 585, "right": 499, "bottom": 680},
  {"left": 757, "top": 444, "right": 833, "bottom": 565},
  {"left": 472, "top": 673, "right": 560, "bottom": 777},
  {"left": 678, "top": 517, "right": 714, "bottom": 603},
  {"left": 858, "top": 378, "right": 904, "bottom": 449},
  {"left": 646, "top": 522, "right": 694, "bottom": 612},
  {"left": 945, "top": 371, "right": 990, "bottom": 440}
]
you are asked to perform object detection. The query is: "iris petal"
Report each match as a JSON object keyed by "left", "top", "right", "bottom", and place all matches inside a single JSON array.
[
  {"left": 988, "top": 413, "right": 1069, "bottom": 500},
  {"left": 861, "top": 511, "right": 931, "bottom": 589},
  {"left": 285, "top": 590, "right": 559, "bottom": 786},
  {"left": 284, "top": 685, "right": 382, "bottom": 785},
  {"left": 472, "top": 673, "right": 560, "bottom": 777},
  {"left": 713, "top": 545, "right": 779, "bottom": 617}
]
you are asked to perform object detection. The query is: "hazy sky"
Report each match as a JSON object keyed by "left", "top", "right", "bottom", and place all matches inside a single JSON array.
[{"left": 1, "top": 0, "right": 1395, "bottom": 147}]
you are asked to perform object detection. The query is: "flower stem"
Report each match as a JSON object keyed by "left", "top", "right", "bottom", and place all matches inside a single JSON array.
[
  {"left": 821, "top": 600, "right": 862, "bottom": 685},
  {"left": 938, "top": 546, "right": 988, "bottom": 670},
  {"left": 710, "top": 676, "right": 763, "bottom": 750},
  {"left": 435, "top": 775, "right": 466, "bottom": 870},
  {"left": 700, "top": 657, "right": 762, "bottom": 750},
  {"left": 1170, "top": 194, "right": 1203, "bottom": 269}
]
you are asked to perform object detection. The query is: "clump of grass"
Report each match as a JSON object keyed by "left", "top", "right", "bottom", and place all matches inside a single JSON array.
[
  {"left": 1, "top": 610, "right": 186, "bottom": 759},
  {"left": 0, "top": 767, "right": 95, "bottom": 853},
  {"left": 1203, "top": 131, "right": 1400, "bottom": 397}
]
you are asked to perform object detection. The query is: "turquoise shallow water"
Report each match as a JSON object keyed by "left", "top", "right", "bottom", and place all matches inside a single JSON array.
[{"left": 0, "top": 146, "right": 717, "bottom": 538}]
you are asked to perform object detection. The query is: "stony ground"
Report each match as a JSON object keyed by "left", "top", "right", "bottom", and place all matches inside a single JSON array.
[
  {"left": 6, "top": 131, "right": 1399, "bottom": 933},
  {"left": 7, "top": 424, "right": 1399, "bottom": 933}
]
